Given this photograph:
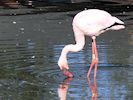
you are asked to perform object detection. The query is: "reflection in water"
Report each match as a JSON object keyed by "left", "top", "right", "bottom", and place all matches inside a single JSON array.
[
  {"left": 58, "top": 78, "right": 73, "bottom": 100},
  {"left": 88, "top": 78, "right": 98, "bottom": 100},
  {"left": 58, "top": 77, "right": 98, "bottom": 100}
]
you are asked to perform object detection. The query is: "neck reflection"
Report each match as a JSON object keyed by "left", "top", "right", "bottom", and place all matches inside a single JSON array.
[{"left": 58, "top": 78, "right": 73, "bottom": 100}]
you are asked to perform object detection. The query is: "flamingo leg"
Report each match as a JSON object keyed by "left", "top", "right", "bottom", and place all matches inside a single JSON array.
[
  {"left": 87, "top": 36, "right": 99, "bottom": 78},
  {"left": 94, "top": 63, "right": 98, "bottom": 78},
  {"left": 87, "top": 40, "right": 95, "bottom": 77}
]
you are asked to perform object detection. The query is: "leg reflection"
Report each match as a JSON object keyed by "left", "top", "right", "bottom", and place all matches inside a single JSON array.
[
  {"left": 58, "top": 78, "right": 73, "bottom": 100},
  {"left": 88, "top": 77, "right": 98, "bottom": 100}
]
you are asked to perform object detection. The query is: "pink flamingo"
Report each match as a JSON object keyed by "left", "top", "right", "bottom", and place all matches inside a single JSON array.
[{"left": 58, "top": 9, "right": 125, "bottom": 78}]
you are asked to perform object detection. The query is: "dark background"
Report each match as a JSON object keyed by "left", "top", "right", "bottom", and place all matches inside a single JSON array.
[{"left": 0, "top": 0, "right": 133, "bottom": 9}]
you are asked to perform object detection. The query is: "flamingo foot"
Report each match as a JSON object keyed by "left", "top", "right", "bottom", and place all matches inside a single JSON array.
[{"left": 63, "top": 69, "right": 73, "bottom": 78}]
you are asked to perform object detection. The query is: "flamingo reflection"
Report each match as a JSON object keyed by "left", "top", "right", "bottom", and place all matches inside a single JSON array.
[
  {"left": 88, "top": 77, "right": 98, "bottom": 100},
  {"left": 58, "top": 78, "right": 73, "bottom": 100}
]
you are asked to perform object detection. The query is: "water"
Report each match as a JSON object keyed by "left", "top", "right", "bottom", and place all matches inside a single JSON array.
[{"left": 0, "top": 1, "right": 133, "bottom": 100}]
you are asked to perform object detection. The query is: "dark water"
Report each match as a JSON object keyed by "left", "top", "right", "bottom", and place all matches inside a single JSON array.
[{"left": 0, "top": 1, "right": 133, "bottom": 100}]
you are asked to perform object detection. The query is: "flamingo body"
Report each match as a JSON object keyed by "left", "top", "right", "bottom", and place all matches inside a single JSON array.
[
  {"left": 73, "top": 9, "right": 124, "bottom": 36},
  {"left": 58, "top": 9, "right": 125, "bottom": 78}
]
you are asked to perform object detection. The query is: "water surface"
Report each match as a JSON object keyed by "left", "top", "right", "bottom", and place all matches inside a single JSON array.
[{"left": 0, "top": 1, "right": 133, "bottom": 100}]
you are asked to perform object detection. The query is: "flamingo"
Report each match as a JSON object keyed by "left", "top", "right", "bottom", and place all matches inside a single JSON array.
[{"left": 58, "top": 9, "right": 125, "bottom": 78}]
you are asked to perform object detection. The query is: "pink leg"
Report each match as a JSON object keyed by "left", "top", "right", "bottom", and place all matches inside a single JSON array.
[
  {"left": 87, "top": 40, "right": 95, "bottom": 77},
  {"left": 94, "top": 63, "right": 98, "bottom": 78},
  {"left": 87, "top": 36, "right": 99, "bottom": 78},
  {"left": 94, "top": 39, "right": 98, "bottom": 78}
]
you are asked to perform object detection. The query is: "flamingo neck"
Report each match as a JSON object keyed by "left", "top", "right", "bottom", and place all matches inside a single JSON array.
[{"left": 61, "top": 45, "right": 70, "bottom": 58}]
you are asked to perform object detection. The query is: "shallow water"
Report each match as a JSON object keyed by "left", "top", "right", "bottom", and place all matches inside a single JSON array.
[{"left": 0, "top": 1, "right": 133, "bottom": 100}]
